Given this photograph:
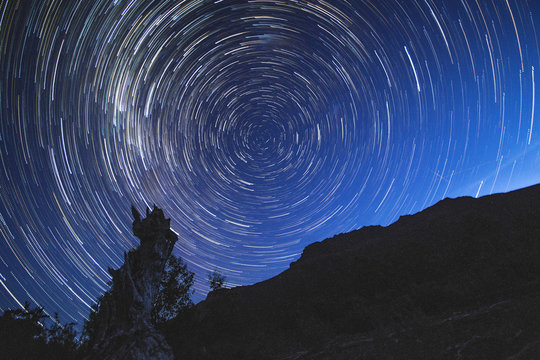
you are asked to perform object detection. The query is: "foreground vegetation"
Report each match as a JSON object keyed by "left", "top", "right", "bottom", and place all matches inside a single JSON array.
[{"left": 0, "top": 207, "right": 226, "bottom": 359}]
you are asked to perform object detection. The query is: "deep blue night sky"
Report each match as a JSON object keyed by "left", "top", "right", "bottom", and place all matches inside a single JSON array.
[{"left": 0, "top": 0, "right": 538, "bottom": 326}]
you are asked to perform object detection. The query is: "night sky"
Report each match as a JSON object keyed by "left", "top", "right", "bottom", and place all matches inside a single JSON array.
[{"left": 0, "top": 0, "right": 538, "bottom": 326}]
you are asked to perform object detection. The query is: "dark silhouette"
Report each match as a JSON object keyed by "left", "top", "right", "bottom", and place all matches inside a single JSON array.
[
  {"left": 0, "top": 302, "right": 79, "bottom": 360},
  {"left": 152, "top": 255, "right": 194, "bottom": 325},
  {"left": 44, "top": 312, "right": 79, "bottom": 357},
  {"left": 208, "top": 270, "right": 226, "bottom": 292},
  {"left": 83, "top": 205, "right": 179, "bottom": 360},
  {"left": 165, "top": 184, "right": 540, "bottom": 359},
  {"left": 2, "top": 185, "right": 539, "bottom": 359}
]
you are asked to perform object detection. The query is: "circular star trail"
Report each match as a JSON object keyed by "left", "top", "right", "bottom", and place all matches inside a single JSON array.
[{"left": 0, "top": 0, "right": 539, "bottom": 325}]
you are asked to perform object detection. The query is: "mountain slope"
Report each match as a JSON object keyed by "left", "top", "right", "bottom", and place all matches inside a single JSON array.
[{"left": 165, "top": 184, "right": 540, "bottom": 359}]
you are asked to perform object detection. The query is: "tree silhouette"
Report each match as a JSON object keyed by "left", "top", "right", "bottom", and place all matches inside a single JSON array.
[
  {"left": 0, "top": 302, "right": 79, "bottom": 359},
  {"left": 45, "top": 313, "right": 79, "bottom": 358},
  {"left": 208, "top": 270, "right": 226, "bottom": 291},
  {"left": 152, "top": 254, "right": 194, "bottom": 325},
  {"left": 0, "top": 302, "right": 47, "bottom": 359}
]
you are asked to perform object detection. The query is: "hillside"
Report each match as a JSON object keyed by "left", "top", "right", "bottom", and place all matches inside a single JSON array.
[{"left": 165, "top": 184, "right": 540, "bottom": 359}]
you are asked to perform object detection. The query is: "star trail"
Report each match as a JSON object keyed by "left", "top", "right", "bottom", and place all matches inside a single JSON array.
[{"left": 0, "top": 0, "right": 538, "bottom": 326}]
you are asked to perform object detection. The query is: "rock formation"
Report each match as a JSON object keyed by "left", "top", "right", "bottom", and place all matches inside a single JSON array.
[
  {"left": 85, "top": 206, "right": 176, "bottom": 360},
  {"left": 165, "top": 184, "right": 540, "bottom": 359}
]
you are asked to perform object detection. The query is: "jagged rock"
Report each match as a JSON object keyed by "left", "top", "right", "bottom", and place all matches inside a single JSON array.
[{"left": 85, "top": 206, "right": 177, "bottom": 360}]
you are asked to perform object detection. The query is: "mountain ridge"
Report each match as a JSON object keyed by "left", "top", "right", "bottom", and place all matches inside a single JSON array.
[{"left": 165, "top": 184, "right": 540, "bottom": 359}]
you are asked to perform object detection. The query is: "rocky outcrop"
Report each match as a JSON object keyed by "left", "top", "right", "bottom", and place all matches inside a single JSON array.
[
  {"left": 85, "top": 206, "right": 177, "bottom": 360},
  {"left": 166, "top": 184, "right": 540, "bottom": 359}
]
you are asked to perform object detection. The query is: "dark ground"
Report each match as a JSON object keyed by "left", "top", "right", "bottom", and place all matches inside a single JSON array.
[{"left": 165, "top": 184, "right": 540, "bottom": 359}]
